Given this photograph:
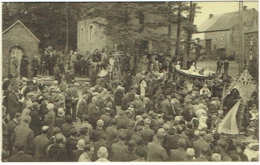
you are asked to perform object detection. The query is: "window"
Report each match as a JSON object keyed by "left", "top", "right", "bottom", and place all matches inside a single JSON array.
[
  {"left": 205, "top": 39, "right": 212, "bottom": 50},
  {"left": 81, "top": 27, "right": 84, "bottom": 42},
  {"left": 89, "top": 24, "right": 95, "bottom": 42},
  {"left": 221, "top": 35, "right": 224, "bottom": 41},
  {"left": 139, "top": 12, "right": 144, "bottom": 24},
  {"left": 214, "top": 34, "right": 217, "bottom": 41},
  {"left": 250, "top": 37, "right": 254, "bottom": 46}
]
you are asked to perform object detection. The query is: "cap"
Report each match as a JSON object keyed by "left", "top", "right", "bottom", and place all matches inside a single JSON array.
[
  {"left": 97, "top": 147, "right": 108, "bottom": 158},
  {"left": 186, "top": 148, "right": 195, "bottom": 156},
  {"left": 128, "top": 120, "right": 135, "bottom": 127},
  {"left": 144, "top": 118, "right": 151, "bottom": 125},
  {"left": 47, "top": 103, "right": 54, "bottom": 110},
  {"left": 97, "top": 119, "right": 104, "bottom": 127},
  {"left": 26, "top": 101, "right": 33, "bottom": 108},
  {"left": 163, "top": 123, "right": 171, "bottom": 130},
  {"left": 55, "top": 133, "right": 64, "bottom": 143},
  {"left": 142, "top": 113, "right": 148, "bottom": 119},
  {"left": 42, "top": 126, "right": 49, "bottom": 131},
  {"left": 135, "top": 115, "right": 142, "bottom": 122},
  {"left": 204, "top": 134, "right": 214, "bottom": 141},
  {"left": 57, "top": 108, "right": 65, "bottom": 116},
  {"left": 128, "top": 140, "right": 137, "bottom": 149},
  {"left": 70, "top": 128, "right": 77, "bottom": 134},
  {"left": 211, "top": 153, "right": 221, "bottom": 161},
  {"left": 74, "top": 82, "right": 80, "bottom": 86},
  {"left": 77, "top": 139, "right": 86, "bottom": 149}
]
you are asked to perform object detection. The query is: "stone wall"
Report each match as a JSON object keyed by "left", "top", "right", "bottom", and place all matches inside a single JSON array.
[{"left": 2, "top": 23, "right": 39, "bottom": 78}]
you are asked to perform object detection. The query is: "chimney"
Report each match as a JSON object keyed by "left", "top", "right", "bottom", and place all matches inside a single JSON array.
[
  {"left": 243, "top": 6, "right": 247, "bottom": 11},
  {"left": 209, "top": 14, "right": 213, "bottom": 19}
]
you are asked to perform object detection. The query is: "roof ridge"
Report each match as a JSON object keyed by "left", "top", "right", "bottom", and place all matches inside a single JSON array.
[{"left": 3, "top": 20, "right": 40, "bottom": 43}]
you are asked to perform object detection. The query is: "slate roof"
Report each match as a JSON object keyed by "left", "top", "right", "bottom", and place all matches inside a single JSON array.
[
  {"left": 197, "top": 8, "right": 257, "bottom": 33},
  {"left": 3, "top": 20, "right": 40, "bottom": 42}
]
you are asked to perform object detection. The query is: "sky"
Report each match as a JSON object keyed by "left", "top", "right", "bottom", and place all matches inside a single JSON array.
[{"left": 194, "top": 1, "right": 259, "bottom": 26}]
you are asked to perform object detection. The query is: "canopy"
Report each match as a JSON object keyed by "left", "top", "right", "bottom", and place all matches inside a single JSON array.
[{"left": 218, "top": 99, "right": 241, "bottom": 134}]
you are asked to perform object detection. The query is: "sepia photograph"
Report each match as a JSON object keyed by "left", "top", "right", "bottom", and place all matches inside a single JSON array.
[{"left": 1, "top": 0, "right": 259, "bottom": 162}]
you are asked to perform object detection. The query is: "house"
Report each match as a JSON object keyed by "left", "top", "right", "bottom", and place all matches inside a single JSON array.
[
  {"left": 77, "top": 11, "right": 177, "bottom": 55},
  {"left": 196, "top": 7, "right": 258, "bottom": 60},
  {"left": 2, "top": 20, "right": 40, "bottom": 78},
  {"left": 244, "top": 27, "right": 258, "bottom": 78}
]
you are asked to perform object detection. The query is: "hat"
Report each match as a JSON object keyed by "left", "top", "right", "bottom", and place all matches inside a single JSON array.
[
  {"left": 97, "top": 147, "right": 108, "bottom": 158},
  {"left": 53, "top": 80, "right": 58, "bottom": 85},
  {"left": 186, "top": 148, "right": 195, "bottom": 157},
  {"left": 204, "top": 134, "right": 214, "bottom": 141},
  {"left": 26, "top": 101, "right": 33, "bottom": 108},
  {"left": 211, "top": 153, "right": 221, "bottom": 161},
  {"left": 43, "top": 93, "right": 50, "bottom": 100},
  {"left": 42, "top": 126, "right": 49, "bottom": 131},
  {"left": 47, "top": 103, "right": 54, "bottom": 110},
  {"left": 22, "top": 77, "right": 28, "bottom": 82},
  {"left": 175, "top": 116, "right": 182, "bottom": 121},
  {"left": 70, "top": 128, "right": 77, "bottom": 135},
  {"left": 32, "top": 102, "right": 39, "bottom": 110},
  {"left": 128, "top": 120, "right": 135, "bottom": 127},
  {"left": 97, "top": 119, "right": 104, "bottom": 127},
  {"left": 74, "top": 82, "right": 80, "bottom": 86},
  {"left": 135, "top": 115, "right": 142, "bottom": 122},
  {"left": 55, "top": 133, "right": 64, "bottom": 143},
  {"left": 57, "top": 108, "right": 65, "bottom": 117},
  {"left": 158, "top": 119, "right": 164, "bottom": 126},
  {"left": 163, "top": 123, "right": 171, "bottom": 130},
  {"left": 77, "top": 139, "right": 86, "bottom": 149},
  {"left": 142, "top": 113, "right": 148, "bottom": 119},
  {"left": 173, "top": 120, "right": 179, "bottom": 126},
  {"left": 144, "top": 118, "right": 151, "bottom": 125},
  {"left": 107, "top": 102, "right": 113, "bottom": 107},
  {"left": 53, "top": 127, "right": 61, "bottom": 135},
  {"left": 23, "top": 116, "right": 31, "bottom": 123},
  {"left": 128, "top": 140, "right": 137, "bottom": 149},
  {"left": 194, "top": 130, "right": 200, "bottom": 136}
]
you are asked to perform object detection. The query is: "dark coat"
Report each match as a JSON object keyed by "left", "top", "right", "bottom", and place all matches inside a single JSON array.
[
  {"left": 105, "top": 126, "right": 118, "bottom": 144},
  {"left": 61, "top": 123, "right": 75, "bottom": 138},
  {"left": 121, "top": 151, "right": 139, "bottom": 162},
  {"left": 54, "top": 116, "right": 65, "bottom": 129},
  {"left": 193, "top": 138, "right": 211, "bottom": 158},
  {"left": 124, "top": 127, "right": 136, "bottom": 141},
  {"left": 65, "top": 137, "right": 78, "bottom": 160},
  {"left": 48, "top": 145, "right": 69, "bottom": 162},
  {"left": 29, "top": 110, "right": 42, "bottom": 137},
  {"left": 6, "top": 119, "right": 19, "bottom": 147},
  {"left": 7, "top": 91, "right": 22, "bottom": 116},
  {"left": 8, "top": 152, "right": 34, "bottom": 162},
  {"left": 77, "top": 99, "right": 88, "bottom": 119},
  {"left": 11, "top": 124, "right": 34, "bottom": 155},
  {"left": 92, "top": 139, "right": 109, "bottom": 161},
  {"left": 140, "top": 127, "right": 155, "bottom": 145},
  {"left": 100, "top": 114, "right": 112, "bottom": 130},
  {"left": 71, "top": 150, "right": 84, "bottom": 162},
  {"left": 147, "top": 141, "right": 168, "bottom": 161},
  {"left": 170, "top": 148, "right": 188, "bottom": 161},
  {"left": 114, "top": 88, "right": 124, "bottom": 106},
  {"left": 90, "top": 128, "right": 105, "bottom": 142},
  {"left": 33, "top": 134, "right": 49, "bottom": 161},
  {"left": 110, "top": 141, "right": 128, "bottom": 162}
]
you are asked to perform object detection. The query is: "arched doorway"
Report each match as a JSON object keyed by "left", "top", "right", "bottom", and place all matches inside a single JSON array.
[{"left": 9, "top": 46, "right": 24, "bottom": 78}]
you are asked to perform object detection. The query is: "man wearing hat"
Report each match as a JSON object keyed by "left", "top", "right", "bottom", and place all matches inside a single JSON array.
[
  {"left": 100, "top": 107, "right": 112, "bottom": 131},
  {"left": 92, "top": 134, "right": 109, "bottom": 161},
  {"left": 21, "top": 100, "right": 33, "bottom": 124},
  {"left": 48, "top": 133, "right": 68, "bottom": 161},
  {"left": 65, "top": 128, "right": 78, "bottom": 160},
  {"left": 88, "top": 97, "right": 100, "bottom": 128},
  {"left": 95, "top": 147, "right": 110, "bottom": 162},
  {"left": 110, "top": 131, "right": 128, "bottom": 161},
  {"left": 54, "top": 108, "right": 65, "bottom": 129},
  {"left": 170, "top": 138, "right": 188, "bottom": 161},
  {"left": 6, "top": 112, "right": 21, "bottom": 153},
  {"left": 124, "top": 120, "right": 136, "bottom": 141},
  {"left": 65, "top": 82, "right": 79, "bottom": 122},
  {"left": 8, "top": 142, "right": 34, "bottom": 162},
  {"left": 7, "top": 85, "right": 23, "bottom": 120},
  {"left": 147, "top": 131, "right": 168, "bottom": 161},
  {"left": 223, "top": 59, "right": 229, "bottom": 75},
  {"left": 33, "top": 126, "right": 50, "bottom": 161},
  {"left": 193, "top": 130, "right": 211, "bottom": 158},
  {"left": 105, "top": 118, "right": 118, "bottom": 146},
  {"left": 20, "top": 55, "right": 29, "bottom": 78},
  {"left": 121, "top": 140, "right": 139, "bottom": 162},
  {"left": 29, "top": 102, "right": 42, "bottom": 136},
  {"left": 11, "top": 116, "right": 34, "bottom": 155},
  {"left": 44, "top": 103, "right": 56, "bottom": 138},
  {"left": 71, "top": 139, "right": 85, "bottom": 162},
  {"left": 131, "top": 125, "right": 144, "bottom": 145},
  {"left": 90, "top": 119, "right": 106, "bottom": 142},
  {"left": 140, "top": 118, "right": 155, "bottom": 145},
  {"left": 79, "top": 114, "right": 93, "bottom": 136}
]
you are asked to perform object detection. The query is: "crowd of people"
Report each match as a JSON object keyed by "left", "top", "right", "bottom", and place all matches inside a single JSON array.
[{"left": 2, "top": 47, "right": 259, "bottom": 162}]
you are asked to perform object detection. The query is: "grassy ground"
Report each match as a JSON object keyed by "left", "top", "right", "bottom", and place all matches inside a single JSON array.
[{"left": 197, "top": 60, "right": 239, "bottom": 77}]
